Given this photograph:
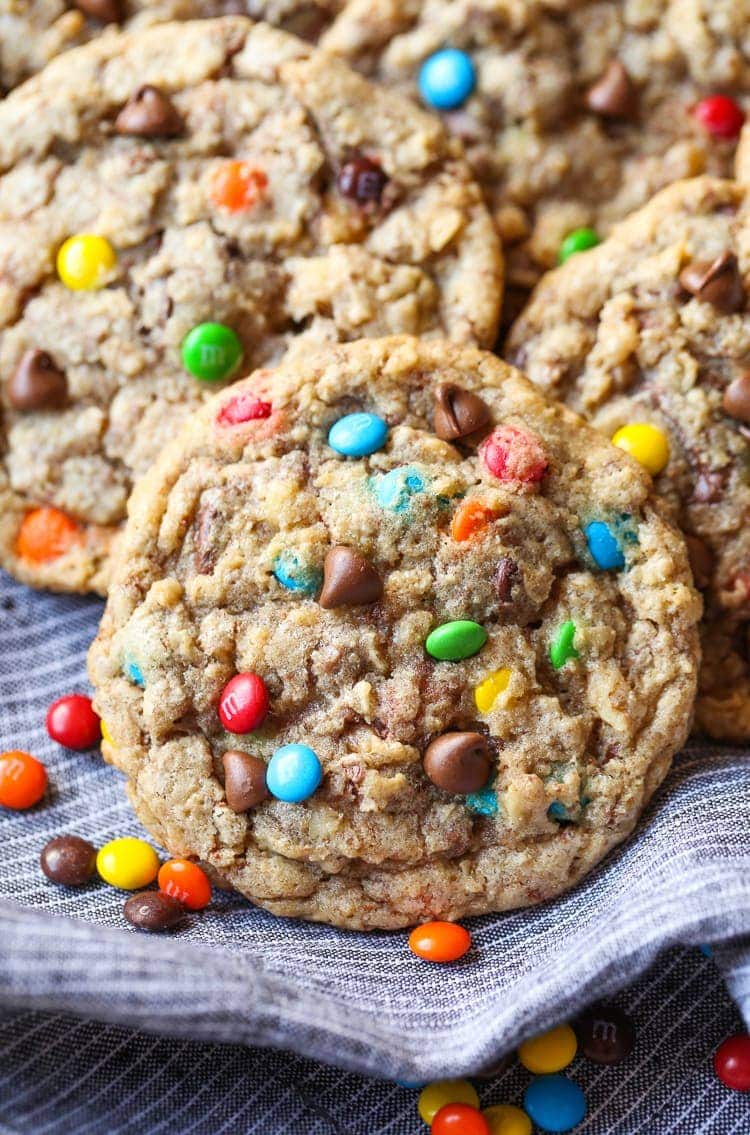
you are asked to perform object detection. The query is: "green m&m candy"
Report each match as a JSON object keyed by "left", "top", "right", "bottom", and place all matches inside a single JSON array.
[
  {"left": 182, "top": 322, "right": 242, "bottom": 382},
  {"left": 549, "top": 620, "right": 579, "bottom": 670},
  {"left": 558, "top": 227, "right": 599, "bottom": 264},
  {"left": 425, "top": 620, "right": 487, "bottom": 661}
]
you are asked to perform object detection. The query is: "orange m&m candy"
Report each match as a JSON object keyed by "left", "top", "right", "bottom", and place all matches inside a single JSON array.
[
  {"left": 433, "top": 1103, "right": 491, "bottom": 1135},
  {"left": 158, "top": 858, "right": 212, "bottom": 910},
  {"left": 451, "top": 499, "right": 497, "bottom": 542},
  {"left": 209, "top": 161, "right": 268, "bottom": 213},
  {"left": 16, "top": 507, "right": 81, "bottom": 563},
  {"left": 408, "top": 920, "right": 471, "bottom": 963},
  {"left": 0, "top": 750, "right": 48, "bottom": 809}
]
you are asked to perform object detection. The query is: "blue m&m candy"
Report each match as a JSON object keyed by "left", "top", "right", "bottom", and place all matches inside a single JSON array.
[
  {"left": 374, "top": 466, "right": 426, "bottom": 512},
  {"left": 273, "top": 550, "right": 322, "bottom": 595},
  {"left": 328, "top": 412, "right": 388, "bottom": 457},
  {"left": 124, "top": 659, "right": 145, "bottom": 687},
  {"left": 523, "top": 1075, "right": 587, "bottom": 1133},
  {"left": 266, "top": 743, "right": 323, "bottom": 802},
  {"left": 419, "top": 48, "right": 476, "bottom": 110},
  {"left": 584, "top": 521, "right": 625, "bottom": 571}
]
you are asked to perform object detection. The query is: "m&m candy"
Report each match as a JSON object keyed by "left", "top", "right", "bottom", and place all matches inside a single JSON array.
[
  {"left": 523, "top": 1075, "right": 586, "bottom": 1133},
  {"left": 40, "top": 835, "right": 97, "bottom": 886},
  {"left": 419, "top": 48, "right": 476, "bottom": 110},
  {"left": 182, "top": 322, "right": 242, "bottom": 383},
  {"left": 273, "top": 550, "right": 322, "bottom": 595},
  {"left": 46, "top": 694, "right": 101, "bottom": 750},
  {"left": 57, "top": 234, "right": 116, "bottom": 290},
  {"left": 714, "top": 1034, "right": 750, "bottom": 1091},
  {"left": 426, "top": 620, "right": 487, "bottom": 661},
  {"left": 693, "top": 95, "right": 745, "bottom": 140},
  {"left": 611, "top": 423, "right": 670, "bottom": 476},
  {"left": 480, "top": 426, "right": 548, "bottom": 484},
  {"left": 474, "top": 669, "right": 511, "bottom": 713},
  {"left": 584, "top": 520, "right": 625, "bottom": 571},
  {"left": 266, "top": 743, "right": 323, "bottom": 803},
  {"left": 549, "top": 622, "right": 579, "bottom": 671},
  {"left": 16, "top": 507, "right": 81, "bottom": 563},
  {"left": 408, "top": 921, "right": 471, "bottom": 963},
  {"left": 519, "top": 1024, "right": 578, "bottom": 1074},
  {"left": 483, "top": 1104, "right": 532, "bottom": 1135},
  {"left": 96, "top": 837, "right": 160, "bottom": 890},
  {"left": 124, "top": 891, "right": 185, "bottom": 933},
  {"left": 418, "top": 1080, "right": 479, "bottom": 1124},
  {"left": 0, "top": 750, "right": 47, "bottom": 810},
  {"left": 374, "top": 466, "right": 425, "bottom": 512},
  {"left": 559, "top": 228, "right": 599, "bottom": 264},
  {"left": 158, "top": 859, "right": 211, "bottom": 910},
  {"left": 432, "top": 1103, "right": 490, "bottom": 1135},
  {"left": 208, "top": 160, "right": 267, "bottom": 212},
  {"left": 452, "top": 500, "right": 497, "bottom": 542},
  {"left": 218, "top": 673, "right": 269, "bottom": 734},
  {"left": 328, "top": 412, "right": 388, "bottom": 457}
]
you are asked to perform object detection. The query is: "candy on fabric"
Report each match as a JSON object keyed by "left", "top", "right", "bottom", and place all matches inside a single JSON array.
[
  {"left": 0, "top": 750, "right": 47, "bottom": 810},
  {"left": 158, "top": 859, "right": 211, "bottom": 911},
  {"left": 409, "top": 921, "right": 472, "bottom": 963},
  {"left": 519, "top": 1024, "right": 578, "bottom": 1074},
  {"left": 46, "top": 694, "right": 101, "bottom": 750},
  {"left": 418, "top": 1080, "right": 479, "bottom": 1124},
  {"left": 523, "top": 1075, "right": 587, "bottom": 1133},
  {"left": 96, "top": 838, "right": 160, "bottom": 891}
]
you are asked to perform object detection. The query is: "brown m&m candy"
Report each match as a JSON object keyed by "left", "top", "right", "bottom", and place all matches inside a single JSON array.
[
  {"left": 584, "top": 61, "right": 638, "bottom": 119},
  {"left": 7, "top": 350, "right": 67, "bottom": 411},
  {"left": 433, "top": 383, "right": 491, "bottom": 441},
  {"left": 222, "top": 750, "right": 269, "bottom": 812},
  {"left": 423, "top": 732, "right": 492, "bottom": 794},
  {"left": 679, "top": 251, "right": 745, "bottom": 314},
  {"left": 337, "top": 155, "right": 388, "bottom": 203},
  {"left": 115, "top": 87, "right": 184, "bottom": 138},
  {"left": 576, "top": 1004, "right": 635, "bottom": 1064},
  {"left": 40, "top": 835, "right": 97, "bottom": 886},
  {"left": 319, "top": 546, "right": 383, "bottom": 608},
  {"left": 123, "top": 891, "right": 185, "bottom": 932}
]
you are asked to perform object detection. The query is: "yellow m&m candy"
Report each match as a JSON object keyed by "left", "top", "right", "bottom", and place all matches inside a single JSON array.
[
  {"left": 57, "top": 234, "right": 116, "bottom": 290},
  {"left": 483, "top": 1104, "right": 532, "bottom": 1135},
  {"left": 518, "top": 1023, "right": 577, "bottom": 1074},
  {"left": 418, "top": 1080, "right": 479, "bottom": 1125},
  {"left": 475, "top": 668, "right": 511, "bottom": 714},
  {"left": 96, "top": 837, "right": 159, "bottom": 890},
  {"left": 611, "top": 423, "right": 670, "bottom": 477}
]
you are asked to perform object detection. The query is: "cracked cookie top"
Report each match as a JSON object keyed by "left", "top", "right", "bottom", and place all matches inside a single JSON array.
[
  {"left": 88, "top": 336, "right": 700, "bottom": 930},
  {"left": 507, "top": 175, "right": 750, "bottom": 740},
  {"left": 0, "top": 16, "right": 501, "bottom": 594}
]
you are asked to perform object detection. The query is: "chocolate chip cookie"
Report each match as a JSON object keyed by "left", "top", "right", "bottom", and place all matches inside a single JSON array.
[
  {"left": 322, "top": 0, "right": 750, "bottom": 300},
  {"left": 507, "top": 175, "right": 750, "bottom": 741},
  {"left": 0, "top": 17, "right": 501, "bottom": 594},
  {"left": 88, "top": 336, "right": 700, "bottom": 929}
]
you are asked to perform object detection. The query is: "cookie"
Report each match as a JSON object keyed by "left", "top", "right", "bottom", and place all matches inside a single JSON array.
[
  {"left": 0, "top": 1, "right": 342, "bottom": 93},
  {"left": 88, "top": 336, "right": 700, "bottom": 930},
  {"left": 0, "top": 17, "right": 502, "bottom": 594},
  {"left": 322, "top": 0, "right": 750, "bottom": 296},
  {"left": 507, "top": 175, "right": 750, "bottom": 741}
]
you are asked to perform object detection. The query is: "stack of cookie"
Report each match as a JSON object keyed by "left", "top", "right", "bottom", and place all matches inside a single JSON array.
[{"left": 1, "top": 2, "right": 747, "bottom": 929}]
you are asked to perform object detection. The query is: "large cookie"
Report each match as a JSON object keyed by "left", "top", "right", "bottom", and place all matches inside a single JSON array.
[
  {"left": 0, "top": 1, "right": 342, "bottom": 93},
  {"left": 0, "top": 17, "right": 501, "bottom": 594},
  {"left": 507, "top": 176, "right": 750, "bottom": 741},
  {"left": 88, "top": 336, "right": 700, "bottom": 930},
  {"left": 322, "top": 0, "right": 750, "bottom": 299}
]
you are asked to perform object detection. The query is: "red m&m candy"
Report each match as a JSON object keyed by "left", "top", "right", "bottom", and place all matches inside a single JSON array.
[
  {"left": 432, "top": 1104, "right": 490, "bottom": 1135},
  {"left": 0, "top": 750, "right": 47, "bottom": 809},
  {"left": 158, "top": 859, "right": 212, "bottom": 910},
  {"left": 714, "top": 1034, "right": 750, "bottom": 1091},
  {"left": 46, "top": 694, "right": 101, "bottom": 750},
  {"left": 480, "top": 425, "right": 548, "bottom": 485},
  {"left": 217, "top": 392, "right": 272, "bottom": 427},
  {"left": 218, "top": 673, "right": 269, "bottom": 733},
  {"left": 693, "top": 95, "right": 745, "bottom": 140}
]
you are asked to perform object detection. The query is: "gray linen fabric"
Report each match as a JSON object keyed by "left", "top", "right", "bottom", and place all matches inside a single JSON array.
[{"left": 1, "top": 568, "right": 750, "bottom": 1128}]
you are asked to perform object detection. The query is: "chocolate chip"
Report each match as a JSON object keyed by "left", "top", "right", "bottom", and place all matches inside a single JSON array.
[
  {"left": 433, "top": 383, "right": 491, "bottom": 440},
  {"left": 686, "top": 535, "right": 714, "bottom": 589},
  {"left": 222, "top": 750, "right": 269, "bottom": 812},
  {"left": 123, "top": 891, "right": 185, "bottom": 932},
  {"left": 576, "top": 1004, "right": 635, "bottom": 1064},
  {"left": 115, "top": 86, "right": 184, "bottom": 137},
  {"left": 73, "top": 0, "right": 122, "bottom": 22},
  {"left": 494, "top": 557, "right": 521, "bottom": 602},
  {"left": 723, "top": 372, "right": 750, "bottom": 422},
  {"left": 40, "top": 835, "right": 97, "bottom": 886},
  {"left": 337, "top": 155, "right": 388, "bottom": 203},
  {"left": 679, "top": 251, "right": 745, "bottom": 314},
  {"left": 319, "top": 546, "right": 383, "bottom": 608},
  {"left": 584, "top": 61, "right": 638, "bottom": 119},
  {"left": 6, "top": 349, "right": 67, "bottom": 411},
  {"left": 423, "top": 732, "right": 492, "bottom": 795}
]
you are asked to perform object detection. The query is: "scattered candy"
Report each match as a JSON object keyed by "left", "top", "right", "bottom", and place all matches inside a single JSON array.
[
  {"left": 124, "top": 659, "right": 145, "bottom": 687},
  {"left": 115, "top": 85, "right": 183, "bottom": 137},
  {"left": 96, "top": 837, "right": 160, "bottom": 891},
  {"left": 423, "top": 732, "right": 492, "bottom": 794},
  {"left": 549, "top": 622, "right": 579, "bottom": 671},
  {"left": 374, "top": 466, "right": 426, "bottom": 512},
  {"left": 273, "top": 550, "right": 323, "bottom": 594},
  {"left": 519, "top": 1024, "right": 578, "bottom": 1075},
  {"left": 46, "top": 694, "right": 101, "bottom": 750},
  {"left": 419, "top": 48, "right": 476, "bottom": 110},
  {"left": 337, "top": 155, "right": 388, "bottom": 203},
  {"left": 319, "top": 546, "right": 383, "bottom": 607},
  {"left": 523, "top": 1075, "right": 586, "bottom": 1133},
  {"left": 576, "top": 1005, "right": 635, "bottom": 1064},
  {"left": 158, "top": 858, "right": 211, "bottom": 911},
  {"left": 328, "top": 412, "right": 388, "bottom": 457},
  {"left": 7, "top": 349, "right": 67, "bottom": 411},
  {"left": 182, "top": 322, "right": 242, "bottom": 383},
  {"left": 222, "top": 750, "right": 269, "bottom": 812},
  {"left": 434, "top": 383, "right": 490, "bottom": 440},
  {"left": 584, "top": 520, "right": 625, "bottom": 571},
  {"left": 0, "top": 750, "right": 47, "bottom": 810},
  {"left": 123, "top": 890, "right": 185, "bottom": 932},
  {"left": 714, "top": 1034, "right": 750, "bottom": 1091},
  {"left": 432, "top": 1103, "right": 490, "bottom": 1135},
  {"left": 266, "top": 743, "right": 323, "bottom": 803},
  {"left": 217, "top": 391, "right": 272, "bottom": 426},
  {"left": 57, "top": 234, "right": 116, "bottom": 290},
  {"left": 480, "top": 425, "right": 548, "bottom": 484},
  {"left": 40, "top": 835, "right": 97, "bottom": 886},
  {"left": 16, "top": 507, "right": 81, "bottom": 563},
  {"left": 693, "top": 95, "right": 745, "bottom": 139},
  {"left": 452, "top": 500, "right": 497, "bottom": 542},
  {"left": 218, "top": 673, "right": 269, "bottom": 734},
  {"left": 426, "top": 620, "right": 488, "bottom": 662},
  {"left": 417, "top": 1079, "right": 479, "bottom": 1124},
  {"left": 612, "top": 423, "right": 670, "bottom": 476},
  {"left": 209, "top": 160, "right": 268, "bottom": 212},
  {"left": 408, "top": 921, "right": 471, "bottom": 963},
  {"left": 483, "top": 1104, "right": 532, "bottom": 1135},
  {"left": 559, "top": 228, "right": 599, "bottom": 264}
]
